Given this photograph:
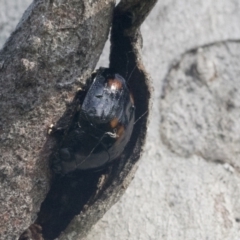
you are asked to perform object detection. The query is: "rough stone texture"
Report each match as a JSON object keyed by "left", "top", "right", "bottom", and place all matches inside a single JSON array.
[
  {"left": 86, "top": 1, "right": 240, "bottom": 240},
  {"left": 1, "top": 0, "right": 240, "bottom": 240},
  {"left": 0, "top": 0, "right": 114, "bottom": 239},
  {"left": 161, "top": 43, "right": 240, "bottom": 167}
]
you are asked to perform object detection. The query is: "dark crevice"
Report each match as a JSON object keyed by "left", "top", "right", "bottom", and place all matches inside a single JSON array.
[{"left": 36, "top": 170, "right": 106, "bottom": 240}]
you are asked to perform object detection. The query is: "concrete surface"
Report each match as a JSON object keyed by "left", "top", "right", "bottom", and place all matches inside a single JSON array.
[{"left": 1, "top": 0, "right": 240, "bottom": 239}]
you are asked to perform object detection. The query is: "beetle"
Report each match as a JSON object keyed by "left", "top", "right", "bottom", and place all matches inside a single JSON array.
[{"left": 51, "top": 68, "right": 135, "bottom": 175}]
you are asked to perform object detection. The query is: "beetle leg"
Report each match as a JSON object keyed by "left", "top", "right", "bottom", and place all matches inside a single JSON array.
[
  {"left": 48, "top": 124, "right": 66, "bottom": 136},
  {"left": 47, "top": 124, "right": 55, "bottom": 135},
  {"left": 105, "top": 130, "right": 118, "bottom": 138}
]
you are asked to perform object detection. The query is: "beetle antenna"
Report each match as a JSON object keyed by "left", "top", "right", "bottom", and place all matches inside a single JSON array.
[
  {"left": 125, "top": 52, "right": 130, "bottom": 80},
  {"left": 126, "top": 65, "right": 137, "bottom": 84},
  {"left": 125, "top": 51, "right": 136, "bottom": 82},
  {"left": 75, "top": 132, "right": 111, "bottom": 168},
  {"left": 134, "top": 110, "right": 148, "bottom": 125},
  {"left": 75, "top": 134, "right": 104, "bottom": 168}
]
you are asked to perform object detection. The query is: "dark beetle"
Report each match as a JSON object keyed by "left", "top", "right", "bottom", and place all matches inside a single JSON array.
[{"left": 51, "top": 68, "right": 135, "bottom": 175}]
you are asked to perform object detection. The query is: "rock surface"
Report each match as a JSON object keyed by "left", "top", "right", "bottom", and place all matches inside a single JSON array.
[{"left": 0, "top": 0, "right": 114, "bottom": 239}]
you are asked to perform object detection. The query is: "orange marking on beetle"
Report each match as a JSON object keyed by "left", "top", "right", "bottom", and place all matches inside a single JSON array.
[
  {"left": 117, "top": 125, "right": 125, "bottom": 138},
  {"left": 108, "top": 78, "right": 123, "bottom": 91},
  {"left": 110, "top": 118, "right": 119, "bottom": 128}
]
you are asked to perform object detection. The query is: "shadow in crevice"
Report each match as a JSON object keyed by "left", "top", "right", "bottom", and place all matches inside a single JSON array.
[{"left": 36, "top": 170, "right": 105, "bottom": 240}]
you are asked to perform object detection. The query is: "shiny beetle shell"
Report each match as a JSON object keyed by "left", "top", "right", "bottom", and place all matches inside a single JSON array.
[{"left": 53, "top": 68, "right": 135, "bottom": 174}]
